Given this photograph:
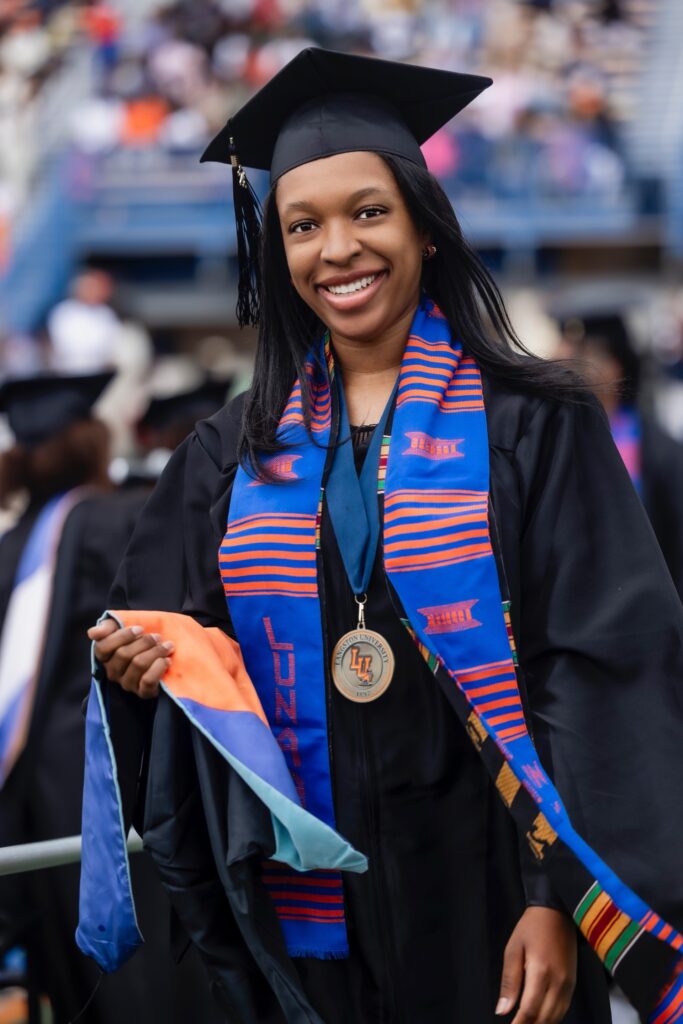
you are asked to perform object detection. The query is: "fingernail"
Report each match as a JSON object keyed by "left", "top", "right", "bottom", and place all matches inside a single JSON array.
[
  {"left": 131, "top": 625, "right": 144, "bottom": 636},
  {"left": 495, "top": 998, "right": 512, "bottom": 1015},
  {"left": 151, "top": 633, "right": 161, "bottom": 641},
  {"left": 162, "top": 641, "right": 175, "bottom": 652}
]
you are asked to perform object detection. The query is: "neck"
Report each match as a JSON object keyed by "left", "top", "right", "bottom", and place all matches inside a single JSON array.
[{"left": 330, "top": 302, "right": 416, "bottom": 425}]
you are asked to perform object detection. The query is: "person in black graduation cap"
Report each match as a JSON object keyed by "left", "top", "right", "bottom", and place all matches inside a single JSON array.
[
  {"left": 0, "top": 373, "right": 223, "bottom": 1024},
  {"left": 111, "top": 380, "right": 236, "bottom": 489},
  {"left": 86, "top": 49, "right": 683, "bottom": 1024},
  {"left": 557, "top": 311, "right": 683, "bottom": 600},
  {"left": 136, "top": 379, "right": 233, "bottom": 456}
]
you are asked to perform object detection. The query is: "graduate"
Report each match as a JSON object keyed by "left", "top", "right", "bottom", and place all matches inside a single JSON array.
[
  {"left": 112, "top": 379, "right": 235, "bottom": 488},
  {"left": 136, "top": 379, "right": 233, "bottom": 457},
  {"left": 82, "top": 50, "right": 683, "bottom": 1024},
  {"left": 0, "top": 373, "right": 222, "bottom": 1024},
  {"left": 558, "top": 311, "right": 683, "bottom": 600}
]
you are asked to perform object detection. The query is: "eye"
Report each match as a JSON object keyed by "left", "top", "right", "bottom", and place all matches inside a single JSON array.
[
  {"left": 289, "top": 220, "right": 317, "bottom": 234},
  {"left": 357, "top": 206, "right": 387, "bottom": 220}
]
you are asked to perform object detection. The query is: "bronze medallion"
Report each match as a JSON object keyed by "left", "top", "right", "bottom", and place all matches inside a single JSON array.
[{"left": 331, "top": 628, "right": 395, "bottom": 703}]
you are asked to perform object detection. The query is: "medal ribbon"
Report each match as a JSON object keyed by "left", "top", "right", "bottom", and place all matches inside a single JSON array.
[{"left": 326, "top": 375, "right": 396, "bottom": 609}]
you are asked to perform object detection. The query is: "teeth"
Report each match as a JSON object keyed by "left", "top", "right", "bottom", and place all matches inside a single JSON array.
[{"left": 326, "top": 274, "right": 377, "bottom": 295}]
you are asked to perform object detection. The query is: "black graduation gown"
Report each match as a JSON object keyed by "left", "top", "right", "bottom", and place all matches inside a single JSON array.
[
  {"left": 641, "top": 417, "right": 683, "bottom": 600},
  {"left": 294, "top": 431, "right": 609, "bottom": 1023},
  {"left": 0, "top": 491, "right": 223, "bottom": 1024},
  {"left": 106, "top": 378, "right": 683, "bottom": 1024}
]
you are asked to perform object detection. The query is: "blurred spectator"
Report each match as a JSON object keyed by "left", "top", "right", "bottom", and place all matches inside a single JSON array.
[
  {"left": 47, "top": 268, "right": 120, "bottom": 372},
  {"left": 195, "top": 332, "right": 254, "bottom": 394},
  {"left": 557, "top": 311, "right": 683, "bottom": 600},
  {"left": 0, "top": 330, "right": 43, "bottom": 374},
  {"left": 108, "top": 373, "right": 232, "bottom": 487},
  {"left": 147, "top": 37, "right": 209, "bottom": 106},
  {"left": 120, "top": 91, "right": 168, "bottom": 146},
  {"left": 67, "top": 93, "right": 123, "bottom": 154},
  {"left": 136, "top": 378, "right": 231, "bottom": 456},
  {"left": 0, "top": 9, "right": 50, "bottom": 78},
  {"left": 81, "top": 1, "right": 121, "bottom": 87}
]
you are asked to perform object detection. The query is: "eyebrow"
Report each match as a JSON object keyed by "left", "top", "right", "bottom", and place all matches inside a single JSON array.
[{"left": 281, "top": 186, "right": 394, "bottom": 217}]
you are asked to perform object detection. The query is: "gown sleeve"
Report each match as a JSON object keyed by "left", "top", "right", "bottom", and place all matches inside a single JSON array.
[
  {"left": 103, "top": 432, "right": 230, "bottom": 835},
  {"left": 105, "top": 404, "right": 244, "bottom": 830},
  {"left": 100, "top": 413, "right": 291, "bottom": 1020},
  {"left": 108, "top": 430, "right": 233, "bottom": 629},
  {"left": 515, "top": 395, "right": 683, "bottom": 930}
]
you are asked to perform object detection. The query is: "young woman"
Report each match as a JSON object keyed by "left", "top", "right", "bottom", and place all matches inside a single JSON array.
[{"left": 84, "top": 50, "right": 683, "bottom": 1024}]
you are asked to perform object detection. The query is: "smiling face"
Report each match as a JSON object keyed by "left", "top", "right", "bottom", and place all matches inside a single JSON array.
[{"left": 276, "top": 151, "right": 427, "bottom": 348}]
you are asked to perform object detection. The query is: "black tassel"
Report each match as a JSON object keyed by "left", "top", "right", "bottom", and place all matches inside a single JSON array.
[{"left": 231, "top": 138, "right": 262, "bottom": 328}]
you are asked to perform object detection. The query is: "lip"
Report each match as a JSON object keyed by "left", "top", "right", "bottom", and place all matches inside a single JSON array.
[
  {"left": 315, "top": 270, "right": 387, "bottom": 312},
  {"left": 316, "top": 269, "right": 386, "bottom": 288}
]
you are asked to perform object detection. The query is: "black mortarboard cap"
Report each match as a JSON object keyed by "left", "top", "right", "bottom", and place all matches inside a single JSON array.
[
  {"left": 137, "top": 380, "right": 231, "bottom": 434},
  {"left": 563, "top": 311, "right": 641, "bottom": 397},
  {"left": 200, "top": 48, "right": 492, "bottom": 327},
  {"left": 0, "top": 371, "right": 114, "bottom": 448}
]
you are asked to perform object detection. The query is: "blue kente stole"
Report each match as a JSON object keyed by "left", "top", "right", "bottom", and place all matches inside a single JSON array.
[{"left": 223, "top": 299, "right": 683, "bottom": 1017}]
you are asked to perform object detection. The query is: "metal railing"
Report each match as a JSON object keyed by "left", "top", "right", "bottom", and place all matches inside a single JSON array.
[{"left": 0, "top": 831, "right": 142, "bottom": 877}]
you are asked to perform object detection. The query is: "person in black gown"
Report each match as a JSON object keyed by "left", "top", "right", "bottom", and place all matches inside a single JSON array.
[
  {"left": 0, "top": 373, "right": 223, "bottom": 1024},
  {"left": 556, "top": 311, "right": 683, "bottom": 600},
  {"left": 86, "top": 50, "right": 683, "bottom": 1024}
]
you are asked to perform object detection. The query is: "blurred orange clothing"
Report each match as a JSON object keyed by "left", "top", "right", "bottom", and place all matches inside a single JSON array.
[
  {"left": 82, "top": 4, "right": 120, "bottom": 44},
  {"left": 121, "top": 96, "right": 169, "bottom": 145}
]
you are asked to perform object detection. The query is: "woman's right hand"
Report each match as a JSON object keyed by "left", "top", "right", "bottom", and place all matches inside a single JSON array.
[{"left": 87, "top": 619, "right": 175, "bottom": 699}]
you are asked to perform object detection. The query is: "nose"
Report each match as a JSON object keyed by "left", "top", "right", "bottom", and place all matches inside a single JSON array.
[{"left": 320, "top": 219, "right": 362, "bottom": 265}]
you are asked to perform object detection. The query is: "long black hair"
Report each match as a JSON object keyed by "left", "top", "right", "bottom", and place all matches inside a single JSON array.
[
  {"left": 0, "top": 418, "right": 111, "bottom": 508},
  {"left": 240, "top": 153, "right": 582, "bottom": 476}
]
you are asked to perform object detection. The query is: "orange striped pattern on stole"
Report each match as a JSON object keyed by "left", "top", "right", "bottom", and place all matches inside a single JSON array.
[
  {"left": 397, "top": 334, "right": 484, "bottom": 413},
  {"left": 651, "top": 972, "right": 683, "bottom": 1024},
  {"left": 220, "top": 512, "right": 318, "bottom": 598},
  {"left": 454, "top": 659, "right": 527, "bottom": 744},
  {"left": 262, "top": 862, "right": 345, "bottom": 925},
  {"left": 280, "top": 367, "right": 332, "bottom": 435},
  {"left": 384, "top": 488, "right": 491, "bottom": 573}
]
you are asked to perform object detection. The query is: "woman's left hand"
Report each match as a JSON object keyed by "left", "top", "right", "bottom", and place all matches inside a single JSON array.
[{"left": 496, "top": 906, "right": 577, "bottom": 1024}]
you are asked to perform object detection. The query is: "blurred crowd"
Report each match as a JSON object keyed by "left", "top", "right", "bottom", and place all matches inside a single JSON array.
[
  {"left": 68, "top": 0, "right": 646, "bottom": 198},
  {"left": 0, "top": 0, "right": 655, "bottom": 265},
  {"left": 0, "top": 0, "right": 91, "bottom": 264},
  {"left": 0, "top": 263, "right": 253, "bottom": 484}
]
